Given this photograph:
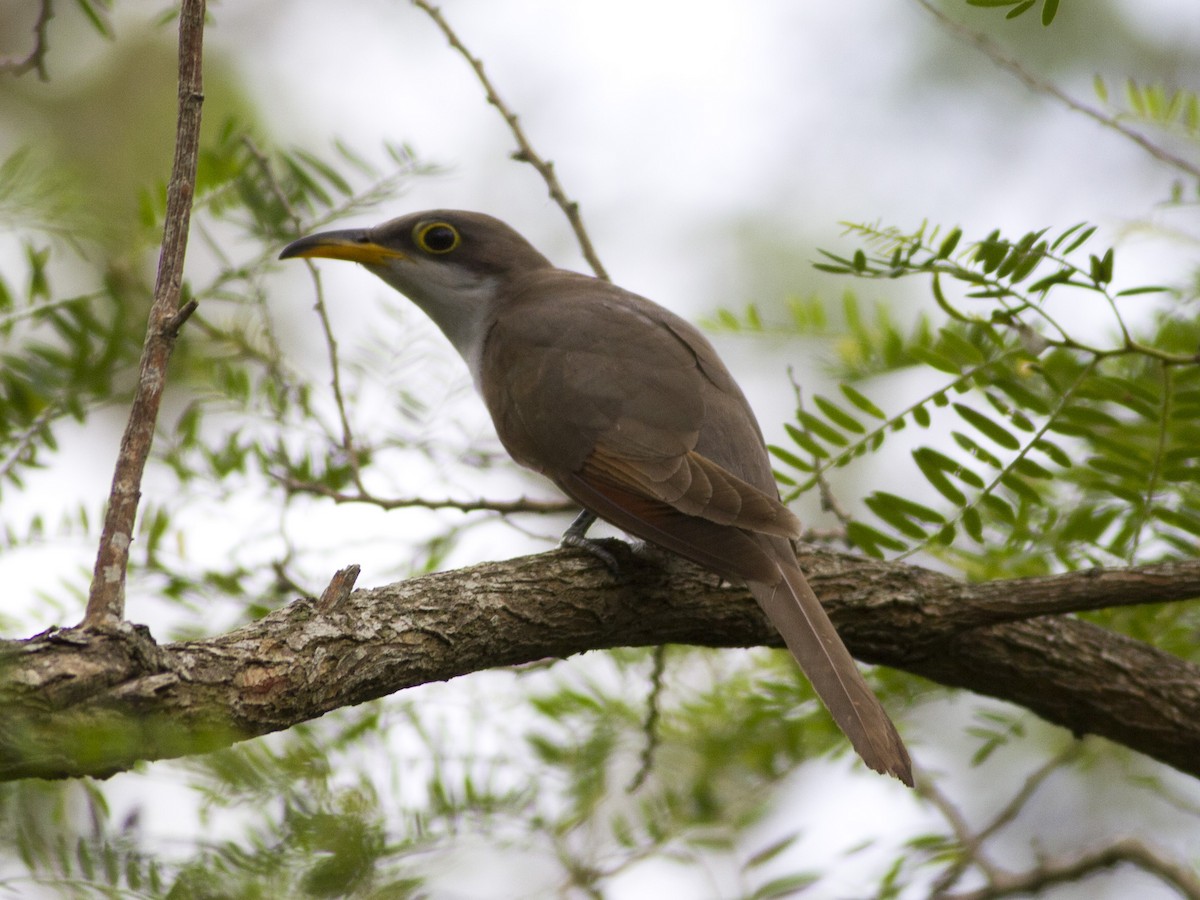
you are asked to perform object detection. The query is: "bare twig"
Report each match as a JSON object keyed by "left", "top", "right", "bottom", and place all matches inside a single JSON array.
[
  {"left": 919, "top": 744, "right": 1200, "bottom": 899},
  {"left": 82, "top": 0, "right": 207, "bottom": 629},
  {"left": 241, "top": 135, "right": 302, "bottom": 227},
  {"left": 972, "top": 744, "right": 1080, "bottom": 847},
  {"left": 941, "top": 839, "right": 1200, "bottom": 900},
  {"left": 243, "top": 135, "right": 365, "bottom": 485},
  {"left": 409, "top": 0, "right": 610, "bottom": 281},
  {"left": 0, "top": 404, "right": 59, "bottom": 485},
  {"left": 0, "top": 0, "right": 54, "bottom": 81},
  {"left": 912, "top": 0, "right": 1200, "bottom": 181},
  {"left": 306, "top": 265, "right": 364, "bottom": 482},
  {"left": 278, "top": 475, "right": 576, "bottom": 516},
  {"left": 628, "top": 644, "right": 668, "bottom": 792},
  {"left": 920, "top": 775, "right": 1007, "bottom": 892},
  {"left": 923, "top": 745, "right": 1082, "bottom": 895}
]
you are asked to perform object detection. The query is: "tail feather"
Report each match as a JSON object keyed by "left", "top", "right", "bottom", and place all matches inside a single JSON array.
[{"left": 749, "top": 552, "right": 913, "bottom": 786}]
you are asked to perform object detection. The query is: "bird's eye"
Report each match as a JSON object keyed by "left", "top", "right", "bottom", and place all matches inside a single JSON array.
[{"left": 414, "top": 222, "right": 461, "bottom": 254}]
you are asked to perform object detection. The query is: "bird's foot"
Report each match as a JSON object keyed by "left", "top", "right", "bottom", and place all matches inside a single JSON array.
[{"left": 560, "top": 510, "right": 622, "bottom": 575}]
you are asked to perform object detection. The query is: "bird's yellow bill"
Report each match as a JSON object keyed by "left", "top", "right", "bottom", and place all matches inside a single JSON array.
[{"left": 279, "top": 230, "right": 406, "bottom": 266}]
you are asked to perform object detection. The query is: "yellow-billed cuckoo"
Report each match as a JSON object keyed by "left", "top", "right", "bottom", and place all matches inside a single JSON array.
[{"left": 280, "top": 210, "right": 913, "bottom": 785}]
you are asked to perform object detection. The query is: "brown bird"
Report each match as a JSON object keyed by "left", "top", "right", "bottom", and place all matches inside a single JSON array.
[{"left": 280, "top": 211, "right": 913, "bottom": 785}]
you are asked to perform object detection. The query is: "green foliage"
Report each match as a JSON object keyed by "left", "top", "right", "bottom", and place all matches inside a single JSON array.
[
  {"left": 1094, "top": 77, "right": 1200, "bottom": 138},
  {"left": 743, "top": 222, "right": 1200, "bottom": 583},
  {"left": 965, "top": 0, "right": 1060, "bottom": 27}
]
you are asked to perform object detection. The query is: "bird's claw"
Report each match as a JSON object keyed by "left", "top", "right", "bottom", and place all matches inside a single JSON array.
[{"left": 560, "top": 509, "right": 622, "bottom": 575}]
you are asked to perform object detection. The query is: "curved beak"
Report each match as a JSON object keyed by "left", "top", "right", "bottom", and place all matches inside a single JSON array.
[{"left": 279, "top": 228, "right": 407, "bottom": 266}]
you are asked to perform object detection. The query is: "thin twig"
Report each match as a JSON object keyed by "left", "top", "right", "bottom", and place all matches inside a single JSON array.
[
  {"left": 941, "top": 839, "right": 1200, "bottom": 900},
  {"left": 912, "top": 0, "right": 1200, "bottom": 180},
  {"left": 628, "top": 645, "right": 668, "bottom": 792},
  {"left": 919, "top": 775, "right": 1006, "bottom": 893},
  {"left": 306, "top": 265, "right": 364, "bottom": 483},
  {"left": 82, "top": 0, "right": 207, "bottom": 629},
  {"left": 278, "top": 475, "right": 576, "bottom": 516},
  {"left": 924, "top": 745, "right": 1080, "bottom": 895},
  {"left": 409, "top": 0, "right": 610, "bottom": 281},
  {"left": 243, "top": 135, "right": 364, "bottom": 484},
  {"left": 0, "top": 0, "right": 54, "bottom": 81},
  {"left": 0, "top": 404, "right": 59, "bottom": 486},
  {"left": 973, "top": 744, "right": 1080, "bottom": 846},
  {"left": 241, "top": 135, "right": 302, "bottom": 227}
]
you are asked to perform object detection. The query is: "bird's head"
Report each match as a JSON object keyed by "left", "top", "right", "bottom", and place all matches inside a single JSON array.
[{"left": 280, "top": 210, "right": 553, "bottom": 364}]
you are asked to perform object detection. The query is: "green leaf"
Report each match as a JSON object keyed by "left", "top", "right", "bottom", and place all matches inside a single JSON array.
[
  {"left": 784, "top": 422, "right": 829, "bottom": 459},
  {"left": 1155, "top": 507, "right": 1200, "bottom": 538},
  {"left": 938, "top": 328, "right": 986, "bottom": 366},
  {"left": 752, "top": 874, "right": 819, "bottom": 899},
  {"left": 952, "top": 431, "right": 1003, "bottom": 468},
  {"left": 814, "top": 394, "right": 865, "bottom": 434},
  {"left": 974, "top": 231, "right": 1007, "bottom": 273},
  {"left": 75, "top": 0, "right": 116, "bottom": 38},
  {"left": 999, "top": 472, "right": 1043, "bottom": 504},
  {"left": 840, "top": 383, "right": 886, "bottom": 419},
  {"left": 962, "top": 506, "right": 984, "bottom": 542},
  {"left": 846, "top": 521, "right": 907, "bottom": 557},
  {"left": 980, "top": 493, "right": 1015, "bottom": 524},
  {"left": 1060, "top": 505, "right": 1119, "bottom": 543},
  {"left": 1061, "top": 224, "right": 1097, "bottom": 254},
  {"left": 1011, "top": 457, "right": 1053, "bottom": 479},
  {"left": 1114, "top": 285, "right": 1168, "bottom": 297},
  {"left": 1041, "top": 0, "right": 1059, "bottom": 26},
  {"left": 796, "top": 411, "right": 848, "bottom": 447},
  {"left": 911, "top": 346, "right": 962, "bottom": 375},
  {"left": 937, "top": 227, "right": 962, "bottom": 259},
  {"left": 1033, "top": 438, "right": 1072, "bottom": 468},
  {"left": 953, "top": 403, "right": 1020, "bottom": 450},
  {"left": 767, "top": 444, "right": 814, "bottom": 473},
  {"left": 866, "top": 491, "right": 944, "bottom": 538},
  {"left": 1089, "top": 249, "right": 1114, "bottom": 285},
  {"left": 911, "top": 448, "right": 968, "bottom": 506},
  {"left": 1026, "top": 267, "right": 1076, "bottom": 294},
  {"left": 744, "top": 835, "right": 800, "bottom": 870}
]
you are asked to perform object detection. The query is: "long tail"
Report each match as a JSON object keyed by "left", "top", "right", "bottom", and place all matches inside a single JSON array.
[{"left": 748, "top": 552, "right": 913, "bottom": 786}]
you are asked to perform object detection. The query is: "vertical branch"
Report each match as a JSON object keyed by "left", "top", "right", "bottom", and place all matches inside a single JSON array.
[{"left": 82, "top": 0, "right": 207, "bottom": 629}]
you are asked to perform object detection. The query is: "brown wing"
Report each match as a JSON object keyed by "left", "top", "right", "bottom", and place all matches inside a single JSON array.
[{"left": 479, "top": 269, "right": 798, "bottom": 546}]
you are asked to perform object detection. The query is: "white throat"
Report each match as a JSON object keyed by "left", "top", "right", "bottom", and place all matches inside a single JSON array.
[{"left": 375, "top": 265, "right": 501, "bottom": 389}]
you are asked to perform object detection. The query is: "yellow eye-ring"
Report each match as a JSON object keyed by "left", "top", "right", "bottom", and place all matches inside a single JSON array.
[{"left": 414, "top": 222, "right": 461, "bottom": 254}]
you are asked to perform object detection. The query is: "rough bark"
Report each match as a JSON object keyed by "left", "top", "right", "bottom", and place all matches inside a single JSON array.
[
  {"left": 83, "top": 0, "right": 204, "bottom": 628},
  {"left": 3, "top": 545, "right": 1199, "bottom": 782}
]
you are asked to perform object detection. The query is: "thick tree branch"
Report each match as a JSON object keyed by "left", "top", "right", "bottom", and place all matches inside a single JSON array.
[
  {"left": 82, "top": 0, "right": 206, "bottom": 629},
  {"left": 3, "top": 547, "right": 1199, "bottom": 782}
]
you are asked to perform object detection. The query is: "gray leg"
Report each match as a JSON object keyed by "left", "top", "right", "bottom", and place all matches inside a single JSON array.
[{"left": 560, "top": 510, "right": 620, "bottom": 573}]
